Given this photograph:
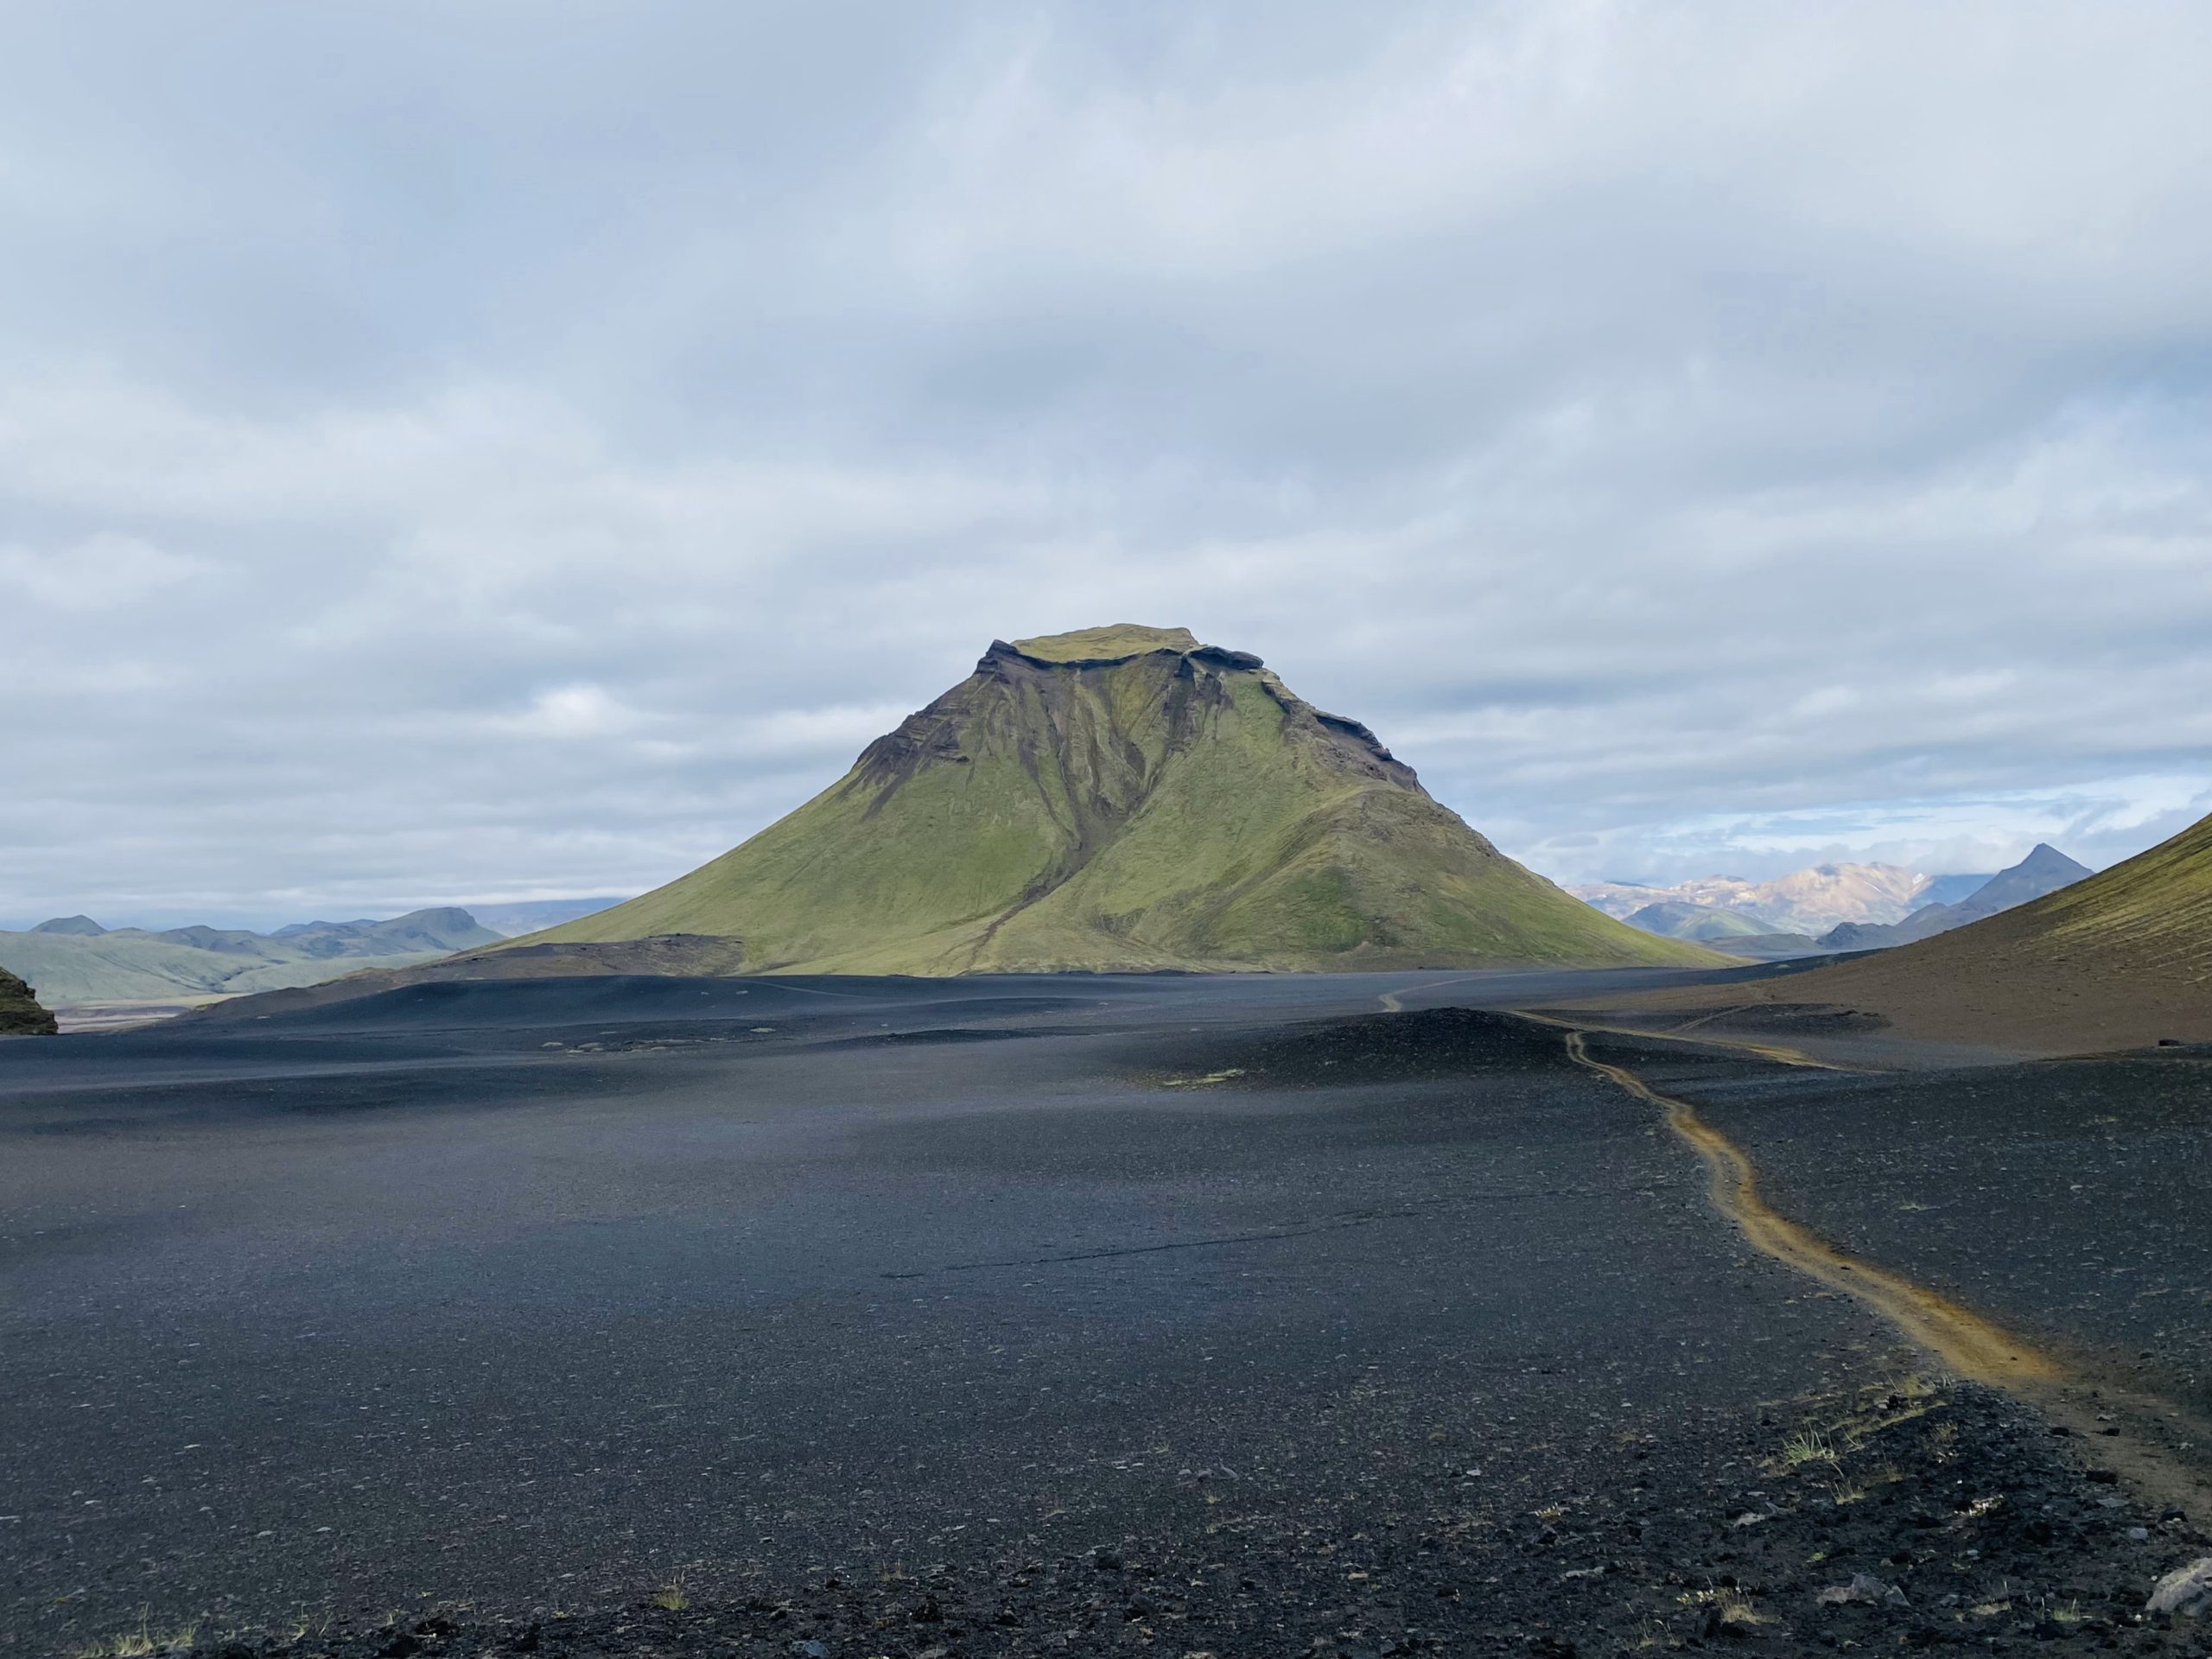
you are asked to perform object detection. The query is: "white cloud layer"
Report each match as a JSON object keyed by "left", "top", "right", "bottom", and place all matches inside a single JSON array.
[{"left": 1, "top": 2, "right": 2209, "bottom": 926}]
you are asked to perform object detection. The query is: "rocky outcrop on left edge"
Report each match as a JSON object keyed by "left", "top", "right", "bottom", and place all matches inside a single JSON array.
[{"left": 0, "top": 964, "right": 58, "bottom": 1034}]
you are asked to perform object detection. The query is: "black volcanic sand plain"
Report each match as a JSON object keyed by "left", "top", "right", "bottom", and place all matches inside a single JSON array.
[{"left": 2, "top": 972, "right": 2207, "bottom": 1657}]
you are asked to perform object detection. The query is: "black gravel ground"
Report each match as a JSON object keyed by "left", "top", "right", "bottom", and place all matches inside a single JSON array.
[{"left": 3, "top": 977, "right": 2205, "bottom": 1657}]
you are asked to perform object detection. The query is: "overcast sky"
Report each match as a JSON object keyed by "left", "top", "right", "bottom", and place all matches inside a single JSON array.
[{"left": 3, "top": 2, "right": 2209, "bottom": 929}]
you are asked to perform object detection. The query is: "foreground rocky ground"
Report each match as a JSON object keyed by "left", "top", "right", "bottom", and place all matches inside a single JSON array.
[
  {"left": 109, "top": 1379, "right": 2207, "bottom": 1657},
  {"left": 9, "top": 977, "right": 2206, "bottom": 1658}
]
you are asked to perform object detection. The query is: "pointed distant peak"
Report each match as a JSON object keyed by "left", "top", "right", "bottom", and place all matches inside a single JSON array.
[
  {"left": 2001, "top": 843, "right": 2094, "bottom": 882},
  {"left": 1001, "top": 624, "right": 1258, "bottom": 669},
  {"left": 30, "top": 914, "right": 105, "bottom": 936}
]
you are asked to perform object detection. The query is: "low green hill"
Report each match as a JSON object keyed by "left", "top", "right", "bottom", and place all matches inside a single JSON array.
[
  {"left": 526, "top": 627, "right": 1726, "bottom": 976},
  {"left": 1623, "top": 899, "right": 1771, "bottom": 941},
  {"left": 0, "top": 965, "right": 56, "bottom": 1034}
]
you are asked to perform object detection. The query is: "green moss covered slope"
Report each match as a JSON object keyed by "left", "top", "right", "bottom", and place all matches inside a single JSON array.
[{"left": 531, "top": 627, "right": 1726, "bottom": 975}]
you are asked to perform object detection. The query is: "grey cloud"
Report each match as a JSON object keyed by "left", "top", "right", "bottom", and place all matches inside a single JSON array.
[{"left": 2, "top": 2, "right": 2209, "bottom": 926}]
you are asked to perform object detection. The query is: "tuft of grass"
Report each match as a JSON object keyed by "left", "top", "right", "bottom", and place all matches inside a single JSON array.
[
  {"left": 1677, "top": 1586, "right": 1772, "bottom": 1627},
  {"left": 69, "top": 1610, "right": 197, "bottom": 1659},
  {"left": 1780, "top": 1429, "right": 1839, "bottom": 1470},
  {"left": 651, "top": 1573, "right": 689, "bottom": 1611}
]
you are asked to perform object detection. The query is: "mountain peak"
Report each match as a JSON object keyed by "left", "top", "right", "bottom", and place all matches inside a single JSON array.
[
  {"left": 1951, "top": 842, "right": 2092, "bottom": 918},
  {"left": 524, "top": 633, "right": 1718, "bottom": 976},
  {"left": 30, "top": 915, "right": 105, "bottom": 937}
]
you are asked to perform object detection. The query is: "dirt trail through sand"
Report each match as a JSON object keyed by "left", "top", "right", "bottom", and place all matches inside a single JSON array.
[{"left": 1553, "top": 1023, "right": 2212, "bottom": 1526}]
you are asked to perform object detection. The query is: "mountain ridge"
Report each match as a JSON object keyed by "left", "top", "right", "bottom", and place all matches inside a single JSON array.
[
  {"left": 1573, "top": 862, "right": 1935, "bottom": 936},
  {"left": 0, "top": 907, "right": 504, "bottom": 1006}
]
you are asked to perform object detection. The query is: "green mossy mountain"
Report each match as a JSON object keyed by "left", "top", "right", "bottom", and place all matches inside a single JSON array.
[
  {"left": 528, "top": 626, "right": 1726, "bottom": 975},
  {"left": 0, "top": 965, "right": 58, "bottom": 1034}
]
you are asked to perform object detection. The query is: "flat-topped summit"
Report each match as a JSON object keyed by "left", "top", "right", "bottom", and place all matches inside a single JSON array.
[
  {"left": 520, "top": 629, "right": 1720, "bottom": 976},
  {"left": 1007, "top": 623, "right": 1210, "bottom": 664}
]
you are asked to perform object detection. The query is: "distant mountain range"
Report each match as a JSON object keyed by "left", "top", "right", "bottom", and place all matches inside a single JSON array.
[
  {"left": 0, "top": 908, "right": 502, "bottom": 1007},
  {"left": 1627, "top": 812, "right": 2212, "bottom": 1052},
  {"left": 1576, "top": 848, "right": 2092, "bottom": 950},
  {"left": 1573, "top": 862, "right": 1939, "bottom": 937},
  {"left": 1818, "top": 845, "right": 2091, "bottom": 950}
]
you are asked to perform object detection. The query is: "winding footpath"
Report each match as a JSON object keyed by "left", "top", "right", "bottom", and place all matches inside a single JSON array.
[
  {"left": 1561, "top": 1015, "right": 2210, "bottom": 1527},
  {"left": 1556, "top": 1027, "right": 2060, "bottom": 1388},
  {"left": 1376, "top": 981, "right": 2210, "bottom": 1528}
]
